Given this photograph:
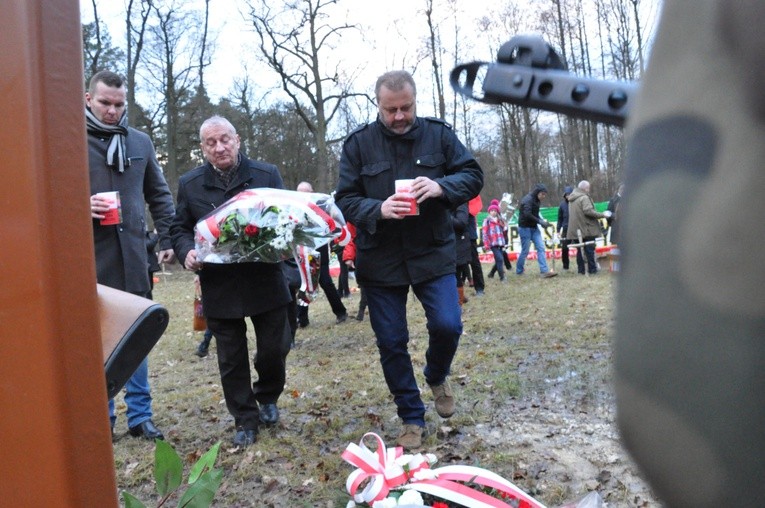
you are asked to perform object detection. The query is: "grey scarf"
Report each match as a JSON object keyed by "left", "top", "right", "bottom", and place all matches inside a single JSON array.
[{"left": 85, "top": 108, "right": 130, "bottom": 172}]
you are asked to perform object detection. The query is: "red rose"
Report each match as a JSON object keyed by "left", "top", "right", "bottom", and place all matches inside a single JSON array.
[{"left": 244, "top": 224, "right": 259, "bottom": 236}]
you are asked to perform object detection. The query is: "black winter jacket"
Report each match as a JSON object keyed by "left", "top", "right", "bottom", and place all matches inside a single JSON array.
[
  {"left": 518, "top": 184, "right": 548, "bottom": 228},
  {"left": 452, "top": 203, "right": 472, "bottom": 266},
  {"left": 170, "top": 155, "right": 291, "bottom": 319},
  {"left": 335, "top": 117, "right": 483, "bottom": 286}
]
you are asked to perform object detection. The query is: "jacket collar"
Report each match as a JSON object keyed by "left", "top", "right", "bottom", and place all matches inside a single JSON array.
[{"left": 203, "top": 153, "right": 251, "bottom": 191}]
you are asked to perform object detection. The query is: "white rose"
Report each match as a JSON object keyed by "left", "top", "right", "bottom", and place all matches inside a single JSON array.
[
  {"left": 394, "top": 454, "right": 414, "bottom": 467},
  {"left": 397, "top": 489, "right": 424, "bottom": 505},
  {"left": 372, "top": 498, "right": 397, "bottom": 508},
  {"left": 412, "top": 469, "right": 438, "bottom": 481}
]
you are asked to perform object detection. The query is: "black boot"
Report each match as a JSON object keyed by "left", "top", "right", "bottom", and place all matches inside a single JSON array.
[{"left": 195, "top": 330, "right": 213, "bottom": 357}]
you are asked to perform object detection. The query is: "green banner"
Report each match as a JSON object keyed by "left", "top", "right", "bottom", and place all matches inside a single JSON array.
[{"left": 476, "top": 201, "right": 608, "bottom": 226}]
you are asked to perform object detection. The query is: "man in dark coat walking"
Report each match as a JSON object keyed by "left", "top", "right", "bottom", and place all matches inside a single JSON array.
[
  {"left": 171, "top": 116, "right": 292, "bottom": 448},
  {"left": 557, "top": 186, "right": 574, "bottom": 270},
  {"left": 335, "top": 70, "right": 483, "bottom": 449}
]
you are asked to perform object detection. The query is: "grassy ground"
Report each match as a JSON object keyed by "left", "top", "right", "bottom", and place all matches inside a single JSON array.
[{"left": 110, "top": 259, "right": 660, "bottom": 507}]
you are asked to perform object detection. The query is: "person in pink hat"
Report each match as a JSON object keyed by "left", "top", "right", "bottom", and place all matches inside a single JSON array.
[
  {"left": 482, "top": 202, "right": 508, "bottom": 282},
  {"left": 485, "top": 199, "right": 512, "bottom": 278}
]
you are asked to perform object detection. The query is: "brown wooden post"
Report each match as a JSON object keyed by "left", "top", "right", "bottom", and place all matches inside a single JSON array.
[{"left": 0, "top": 1, "right": 118, "bottom": 506}]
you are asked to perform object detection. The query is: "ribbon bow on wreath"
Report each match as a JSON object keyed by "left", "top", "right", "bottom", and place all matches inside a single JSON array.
[{"left": 342, "top": 433, "right": 547, "bottom": 508}]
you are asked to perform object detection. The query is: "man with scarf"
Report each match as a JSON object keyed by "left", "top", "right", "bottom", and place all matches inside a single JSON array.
[{"left": 86, "top": 70, "right": 175, "bottom": 441}]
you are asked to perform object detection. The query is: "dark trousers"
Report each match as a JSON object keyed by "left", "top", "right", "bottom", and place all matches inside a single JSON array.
[
  {"left": 488, "top": 249, "right": 512, "bottom": 278},
  {"left": 296, "top": 302, "right": 309, "bottom": 326},
  {"left": 468, "top": 242, "right": 485, "bottom": 291},
  {"left": 319, "top": 244, "right": 346, "bottom": 317},
  {"left": 456, "top": 264, "right": 470, "bottom": 288},
  {"left": 200, "top": 328, "right": 214, "bottom": 348},
  {"left": 206, "top": 304, "right": 291, "bottom": 430},
  {"left": 560, "top": 234, "right": 571, "bottom": 270},
  {"left": 489, "top": 246, "right": 506, "bottom": 280},
  {"left": 357, "top": 285, "right": 367, "bottom": 317},
  {"left": 337, "top": 256, "right": 351, "bottom": 297},
  {"left": 576, "top": 236, "right": 598, "bottom": 274},
  {"left": 287, "top": 291, "right": 298, "bottom": 343}
]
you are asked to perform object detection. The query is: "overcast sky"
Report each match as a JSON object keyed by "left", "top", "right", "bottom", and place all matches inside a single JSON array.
[
  {"left": 79, "top": 0, "right": 556, "bottom": 104},
  {"left": 80, "top": 0, "right": 662, "bottom": 123}
]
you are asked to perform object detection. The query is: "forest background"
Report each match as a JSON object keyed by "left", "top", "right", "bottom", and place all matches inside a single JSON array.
[{"left": 80, "top": 0, "right": 662, "bottom": 206}]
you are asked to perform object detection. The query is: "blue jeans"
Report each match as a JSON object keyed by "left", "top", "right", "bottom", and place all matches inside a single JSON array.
[
  {"left": 490, "top": 245, "right": 506, "bottom": 280},
  {"left": 517, "top": 227, "right": 550, "bottom": 274},
  {"left": 109, "top": 357, "right": 152, "bottom": 429},
  {"left": 365, "top": 274, "right": 462, "bottom": 426}
]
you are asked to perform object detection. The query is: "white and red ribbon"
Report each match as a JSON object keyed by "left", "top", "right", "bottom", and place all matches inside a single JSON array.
[
  {"left": 194, "top": 188, "right": 347, "bottom": 264},
  {"left": 404, "top": 464, "right": 547, "bottom": 508},
  {"left": 341, "top": 433, "right": 547, "bottom": 508},
  {"left": 196, "top": 190, "right": 258, "bottom": 244},
  {"left": 341, "top": 433, "right": 409, "bottom": 504},
  {"left": 333, "top": 224, "right": 352, "bottom": 247},
  {"left": 294, "top": 245, "right": 318, "bottom": 302}
]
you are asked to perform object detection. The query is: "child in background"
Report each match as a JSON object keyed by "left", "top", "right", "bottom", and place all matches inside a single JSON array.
[
  {"left": 482, "top": 202, "right": 508, "bottom": 282},
  {"left": 486, "top": 199, "right": 512, "bottom": 277}
]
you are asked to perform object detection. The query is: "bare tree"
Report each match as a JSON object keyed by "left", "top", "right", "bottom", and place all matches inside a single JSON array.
[
  {"left": 472, "top": 1, "right": 549, "bottom": 199},
  {"left": 424, "top": 0, "right": 446, "bottom": 120},
  {"left": 141, "top": 1, "right": 212, "bottom": 189},
  {"left": 197, "top": 0, "right": 211, "bottom": 93},
  {"left": 592, "top": 0, "right": 649, "bottom": 197},
  {"left": 245, "top": 0, "right": 366, "bottom": 192},
  {"left": 629, "top": 0, "right": 645, "bottom": 73},
  {"left": 85, "top": 0, "right": 103, "bottom": 79},
  {"left": 596, "top": 0, "right": 642, "bottom": 80},
  {"left": 230, "top": 74, "right": 258, "bottom": 156},
  {"left": 125, "top": 0, "right": 153, "bottom": 128},
  {"left": 82, "top": 22, "right": 125, "bottom": 87}
]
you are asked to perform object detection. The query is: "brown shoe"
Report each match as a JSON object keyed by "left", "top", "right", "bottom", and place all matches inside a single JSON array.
[
  {"left": 542, "top": 271, "right": 558, "bottom": 278},
  {"left": 396, "top": 424, "right": 423, "bottom": 449},
  {"left": 430, "top": 380, "right": 455, "bottom": 418}
]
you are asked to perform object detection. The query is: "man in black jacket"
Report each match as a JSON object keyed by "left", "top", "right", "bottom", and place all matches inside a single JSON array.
[
  {"left": 335, "top": 70, "right": 483, "bottom": 449},
  {"left": 170, "top": 116, "right": 292, "bottom": 448},
  {"left": 516, "top": 183, "right": 557, "bottom": 278},
  {"left": 557, "top": 186, "right": 573, "bottom": 270},
  {"left": 606, "top": 183, "right": 624, "bottom": 245}
]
